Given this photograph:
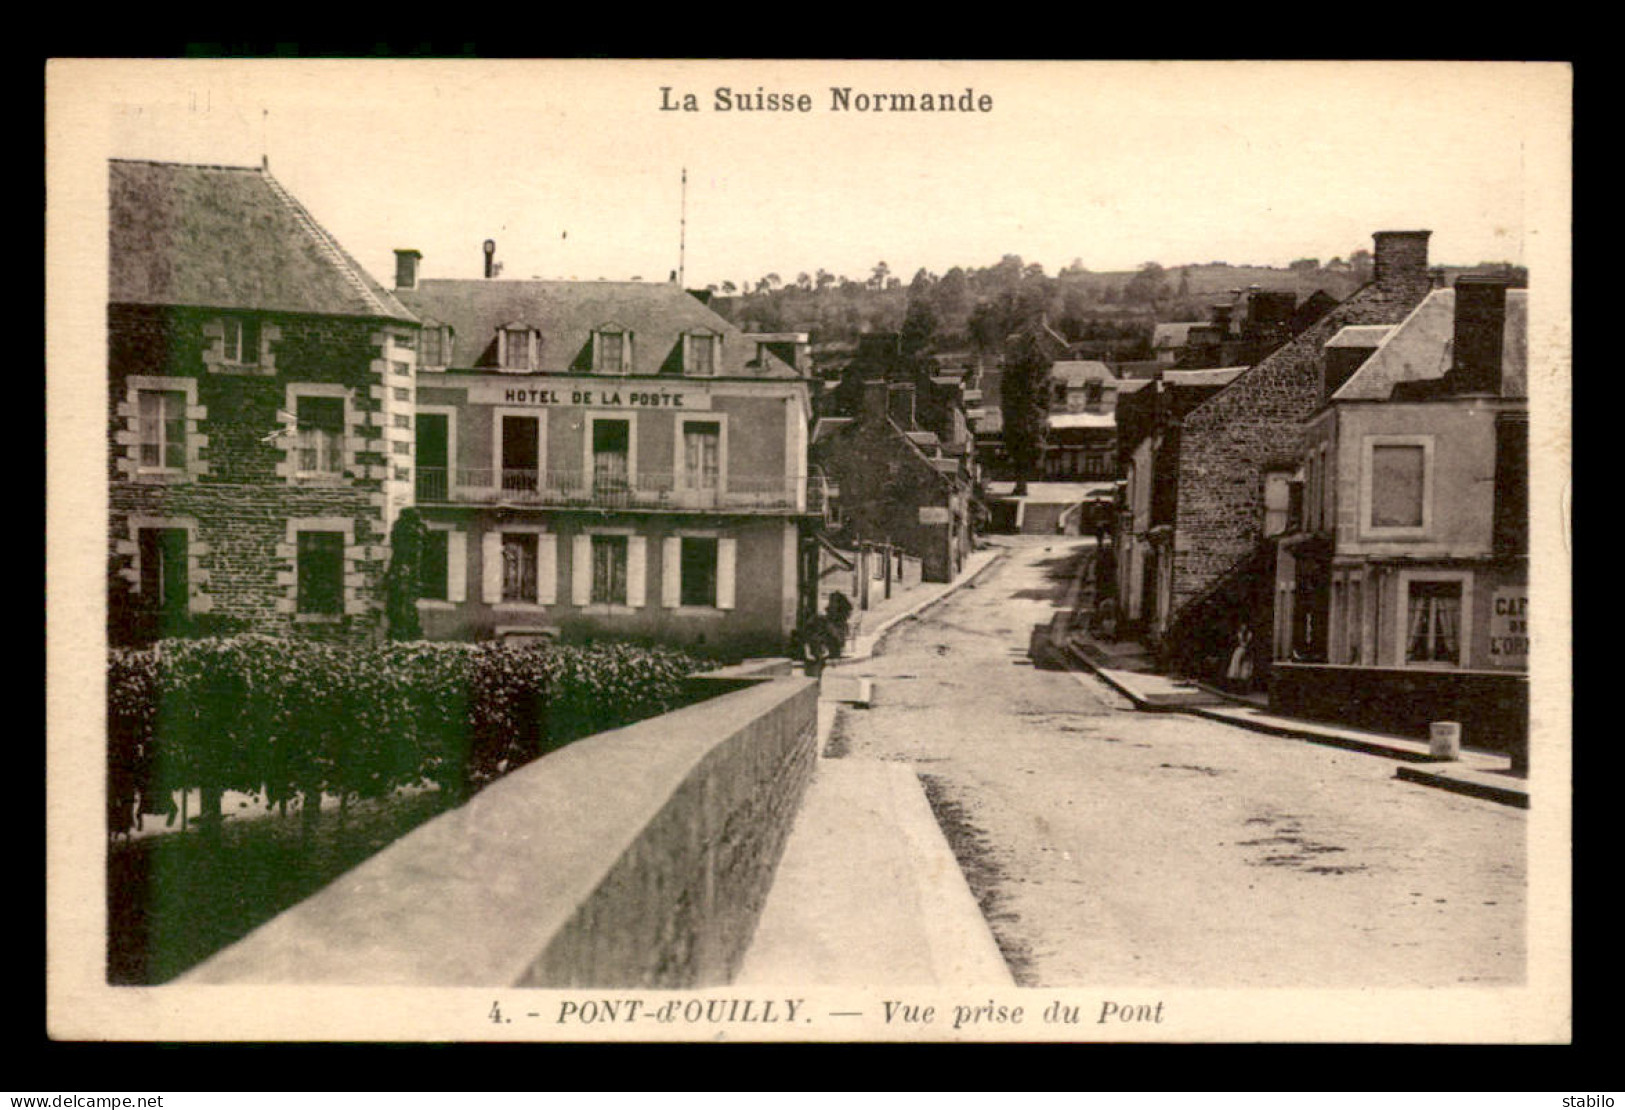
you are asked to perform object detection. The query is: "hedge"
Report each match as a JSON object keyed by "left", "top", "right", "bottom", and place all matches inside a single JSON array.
[{"left": 107, "top": 636, "right": 699, "bottom": 836}]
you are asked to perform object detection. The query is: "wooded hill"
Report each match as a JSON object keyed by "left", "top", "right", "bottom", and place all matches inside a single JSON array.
[{"left": 703, "top": 254, "right": 1526, "bottom": 368}]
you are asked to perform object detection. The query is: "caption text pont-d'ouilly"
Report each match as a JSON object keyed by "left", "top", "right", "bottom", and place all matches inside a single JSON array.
[{"left": 660, "top": 86, "right": 994, "bottom": 114}]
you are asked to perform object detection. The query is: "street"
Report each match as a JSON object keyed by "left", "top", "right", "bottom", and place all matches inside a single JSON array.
[{"left": 827, "top": 536, "right": 1526, "bottom": 988}]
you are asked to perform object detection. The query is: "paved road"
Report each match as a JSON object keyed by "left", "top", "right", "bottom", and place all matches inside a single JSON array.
[{"left": 828, "top": 536, "right": 1526, "bottom": 988}]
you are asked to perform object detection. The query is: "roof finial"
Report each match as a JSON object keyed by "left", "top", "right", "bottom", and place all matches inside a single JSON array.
[{"left": 260, "top": 108, "right": 269, "bottom": 171}]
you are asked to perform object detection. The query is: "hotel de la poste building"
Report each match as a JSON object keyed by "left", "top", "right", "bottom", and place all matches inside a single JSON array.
[{"left": 107, "top": 159, "right": 821, "bottom": 658}]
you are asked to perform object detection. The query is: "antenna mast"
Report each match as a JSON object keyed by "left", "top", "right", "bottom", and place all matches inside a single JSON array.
[{"left": 678, "top": 166, "right": 687, "bottom": 288}]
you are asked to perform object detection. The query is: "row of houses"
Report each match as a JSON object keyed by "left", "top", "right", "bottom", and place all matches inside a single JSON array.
[
  {"left": 1107, "top": 230, "right": 1528, "bottom": 751},
  {"left": 108, "top": 159, "right": 834, "bottom": 659}
]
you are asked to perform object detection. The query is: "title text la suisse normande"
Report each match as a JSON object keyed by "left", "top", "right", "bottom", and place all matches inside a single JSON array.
[{"left": 661, "top": 86, "right": 994, "bottom": 114}]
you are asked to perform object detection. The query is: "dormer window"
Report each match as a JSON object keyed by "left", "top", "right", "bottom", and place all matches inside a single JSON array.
[
  {"left": 594, "top": 326, "right": 632, "bottom": 375},
  {"left": 421, "top": 324, "right": 451, "bottom": 369},
  {"left": 500, "top": 326, "right": 536, "bottom": 372},
  {"left": 222, "top": 316, "right": 261, "bottom": 365},
  {"left": 684, "top": 332, "right": 719, "bottom": 377}
]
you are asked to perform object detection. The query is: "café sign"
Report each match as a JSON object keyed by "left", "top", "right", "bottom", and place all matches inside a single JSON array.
[
  {"left": 471, "top": 379, "right": 711, "bottom": 410},
  {"left": 1488, "top": 587, "right": 1527, "bottom": 667}
]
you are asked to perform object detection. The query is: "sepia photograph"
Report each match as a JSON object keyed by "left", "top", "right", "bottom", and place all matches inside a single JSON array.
[{"left": 46, "top": 58, "right": 1572, "bottom": 1043}]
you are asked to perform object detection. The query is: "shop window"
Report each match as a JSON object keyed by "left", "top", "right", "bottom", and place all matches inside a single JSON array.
[
  {"left": 297, "top": 531, "right": 345, "bottom": 615},
  {"left": 137, "top": 389, "right": 187, "bottom": 471},
  {"left": 591, "top": 535, "right": 629, "bottom": 605},
  {"left": 680, "top": 537, "right": 719, "bottom": 607},
  {"left": 1406, "top": 580, "right": 1462, "bottom": 665}
]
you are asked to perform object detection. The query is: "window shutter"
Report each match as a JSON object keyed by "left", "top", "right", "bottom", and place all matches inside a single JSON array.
[
  {"left": 447, "top": 531, "right": 467, "bottom": 603},
  {"left": 663, "top": 537, "right": 682, "bottom": 607},
  {"left": 626, "top": 536, "right": 647, "bottom": 608},
  {"left": 482, "top": 532, "right": 503, "bottom": 603},
  {"left": 622, "top": 332, "right": 633, "bottom": 374},
  {"left": 717, "top": 537, "right": 737, "bottom": 610},
  {"left": 682, "top": 334, "right": 692, "bottom": 375},
  {"left": 536, "top": 533, "right": 557, "bottom": 604},
  {"left": 572, "top": 534, "right": 592, "bottom": 605}
]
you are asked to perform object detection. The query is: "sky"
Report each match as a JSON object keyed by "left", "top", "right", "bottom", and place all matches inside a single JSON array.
[{"left": 63, "top": 59, "right": 1569, "bottom": 291}]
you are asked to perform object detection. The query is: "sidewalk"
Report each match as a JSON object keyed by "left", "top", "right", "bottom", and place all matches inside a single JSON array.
[
  {"left": 1057, "top": 636, "right": 1529, "bottom": 809},
  {"left": 837, "top": 547, "right": 1005, "bottom": 663},
  {"left": 735, "top": 547, "right": 1018, "bottom": 986},
  {"left": 734, "top": 756, "right": 1014, "bottom": 986}
]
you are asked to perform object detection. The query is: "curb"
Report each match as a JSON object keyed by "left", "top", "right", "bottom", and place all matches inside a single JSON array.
[
  {"left": 1056, "top": 641, "right": 1179, "bottom": 712},
  {"left": 1394, "top": 765, "right": 1530, "bottom": 809},
  {"left": 1057, "top": 638, "right": 1529, "bottom": 808}
]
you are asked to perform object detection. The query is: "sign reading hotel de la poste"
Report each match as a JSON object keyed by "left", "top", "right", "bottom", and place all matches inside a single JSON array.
[{"left": 471, "top": 379, "right": 713, "bottom": 410}]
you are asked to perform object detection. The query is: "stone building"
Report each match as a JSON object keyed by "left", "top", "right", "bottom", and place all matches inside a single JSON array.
[
  {"left": 1266, "top": 278, "right": 1529, "bottom": 759},
  {"left": 393, "top": 252, "right": 819, "bottom": 658},
  {"left": 1161, "top": 231, "right": 1438, "bottom": 673},
  {"left": 1113, "top": 367, "right": 1245, "bottom": 638},
  {"left": 107, "top": 159, "right": 420, "bottom": 645}
]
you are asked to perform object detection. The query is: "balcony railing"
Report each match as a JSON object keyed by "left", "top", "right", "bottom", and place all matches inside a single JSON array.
[{"left": 415, "top": 467, "right": 821, "bottom": 514}]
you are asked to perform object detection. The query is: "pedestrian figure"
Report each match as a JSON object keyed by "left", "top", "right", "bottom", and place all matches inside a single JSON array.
[{"left": 1225, "top": 623, "right": 1254, "bottom": 685}]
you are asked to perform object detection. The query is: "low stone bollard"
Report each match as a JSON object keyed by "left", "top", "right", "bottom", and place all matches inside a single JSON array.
[{"left": 1429, "top": 721, "right": 1462, "bottom": 760}]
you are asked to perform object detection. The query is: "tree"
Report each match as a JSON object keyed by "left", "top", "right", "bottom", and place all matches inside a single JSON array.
[
  {"left": 900, "top": 287, "right": 939, "bottom": 358},
  {"left": 870, "top": 260, "right": 891, "bottom": 290},
  {"left": 384, "top": 508, "right": 428, "bottom": 641},
  {"left": 1125, "top": 262, "right": 1169, "bottom": 307},
  {"left": 796, "top": 272, "right": 811, "bottom": 291},
  {"left": 815, "top": 268, "right": 835, "bottom": 293},
  {"left": 720, "top": 280, "right": 737, "bottom": 295},
  {"left": 1001, "top": 329, "right": 1052, "bottom": 496}
]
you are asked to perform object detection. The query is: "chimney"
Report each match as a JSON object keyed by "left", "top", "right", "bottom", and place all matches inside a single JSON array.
[
  {"left": 394, "top": 249, "right": 422, "bottom": 291},
  {"left": 483, "top": 239, "right": 496, "bottom": 279},
  {"left": 1372, "top": 230, "right": 1432, "bottom": 292},
  {"left": 1429, "top": 267, "right": 1448, "bottom": 290},
  {"left": 862, "top": 380, "right": 891, "bottom": 424},
  {"left": 1448, "top": 276, "right": 1510, "bottom": 395}
]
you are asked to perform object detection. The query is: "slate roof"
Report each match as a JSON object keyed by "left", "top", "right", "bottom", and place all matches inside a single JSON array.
[
  {"left": 398, "top": 278, "right": 790, "bottom": 378},
  {"left": 1050, "top": 360, "right": 1116, "bottom": 387},
  {"left": 1151, "top": 322, "right": 1200, "bottom": 351},
  {"left": 1334, "top": 288, "right": 1527, "bottom": 402},
  {"left": 109, "top": 159, "right": 415, "bottom": 322}
]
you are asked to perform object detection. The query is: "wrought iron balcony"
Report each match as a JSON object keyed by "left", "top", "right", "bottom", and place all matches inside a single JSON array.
[{"left": 414, "top": 467, "right": 820, "bottom": 514}]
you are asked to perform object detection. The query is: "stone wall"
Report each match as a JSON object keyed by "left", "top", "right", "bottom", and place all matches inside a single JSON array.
[
  {"left": 182, "top": 674, "right": 819, "bottom": 987},
  {"left": 1269, "top": 662, "right": 1528, "bottom": 772},
  {"left": 108, "top": 304, "right": 400, "bottom": 645}
]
